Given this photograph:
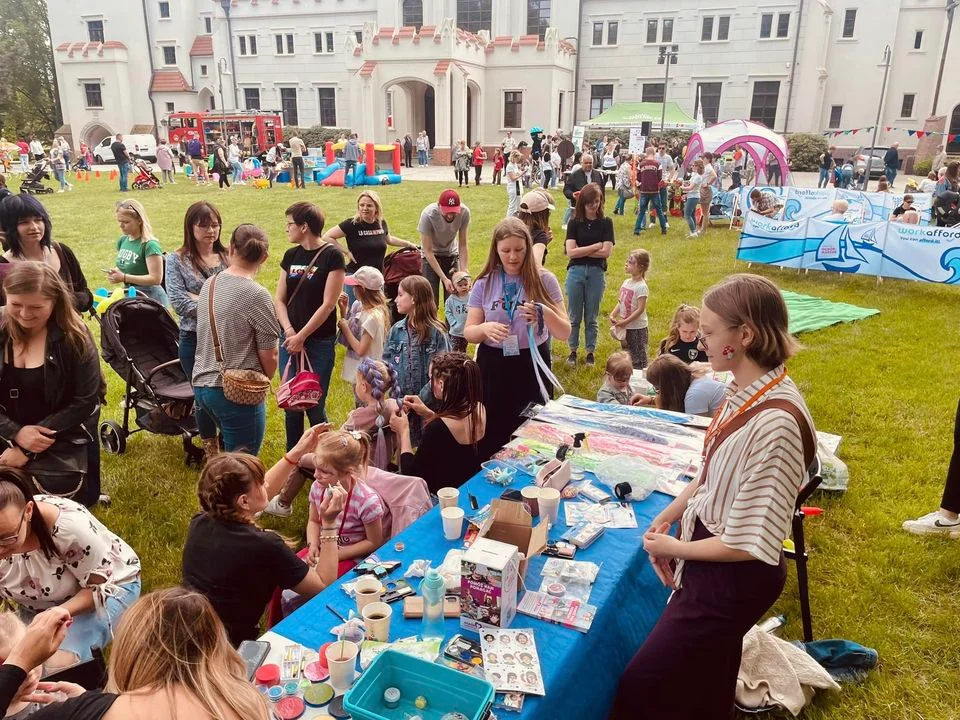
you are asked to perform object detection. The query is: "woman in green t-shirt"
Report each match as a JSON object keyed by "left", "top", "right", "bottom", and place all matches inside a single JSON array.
[{"left": 107, "top": 198, "right": 168, "bottom": 305}]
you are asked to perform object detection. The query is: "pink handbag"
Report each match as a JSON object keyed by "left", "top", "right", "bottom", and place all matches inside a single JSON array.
[{"left": 276, "top": 351, "right": 323, "bottom": 411}]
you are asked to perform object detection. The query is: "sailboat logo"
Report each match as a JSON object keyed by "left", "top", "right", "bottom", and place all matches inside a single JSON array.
[{"left": 815, "top": 225, "right": 868, "bottom": 273}]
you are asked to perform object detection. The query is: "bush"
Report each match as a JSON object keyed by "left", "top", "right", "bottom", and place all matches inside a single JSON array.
[
  {"left": 785, "top": 133, "right": 829, "bottom": 172},
  {"left": 913, "top": 159, "right": 932, "bottom": 177},
  {"left": 283, "top": 125, "right": 354, "bottom": 148}
]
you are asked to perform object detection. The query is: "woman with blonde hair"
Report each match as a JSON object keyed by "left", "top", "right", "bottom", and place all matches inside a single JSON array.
[{"left": 107, "top": 198, "right": 167, "bottom": 305}]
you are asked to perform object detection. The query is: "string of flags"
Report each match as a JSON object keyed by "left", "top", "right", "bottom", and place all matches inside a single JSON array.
[{"left": 822, "top": 126, "right": 960, "bottom": 141}]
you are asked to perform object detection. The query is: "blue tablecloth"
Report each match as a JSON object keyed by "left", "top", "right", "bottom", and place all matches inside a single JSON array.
[{"left": 272, "top": 471, "right": 672, "bottom": 719}]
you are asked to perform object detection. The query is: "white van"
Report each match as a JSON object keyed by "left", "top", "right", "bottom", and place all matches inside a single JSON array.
[{"left": 93, "top": 134, "right": 158, "bottom": 163}]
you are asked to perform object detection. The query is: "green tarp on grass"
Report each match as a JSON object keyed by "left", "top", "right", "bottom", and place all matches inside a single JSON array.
[{"left": 782, "top": 290, "right": 880, "bottom": 335}]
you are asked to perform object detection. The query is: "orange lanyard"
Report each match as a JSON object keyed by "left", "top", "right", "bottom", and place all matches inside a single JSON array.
[{"left": 702, "top": 369, "right": 788, "bottom": 456}]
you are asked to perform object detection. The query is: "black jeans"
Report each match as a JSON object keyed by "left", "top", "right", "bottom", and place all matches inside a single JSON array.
[
  {"left": 942, "top": 399, "right": 960, "bottom": 513},
  {"left": 404, "top": 148, "right": 413, "bottom": 167},
  {"left": 474, "top": 165, "right": 482, "bottom": 185},
  {"left": 456, "top": 169, "right": 469, "bottom": 186},
  {"left": 292, "top": 157, "right": 306, "bottom": 188}
]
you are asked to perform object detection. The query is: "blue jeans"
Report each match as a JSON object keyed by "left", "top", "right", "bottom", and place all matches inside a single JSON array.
[
  {"left": 194, "top": 385, "right": 266, "bottom": 454},
  {"left": 841, "top": 170, "right": 853, "bottom": 189},
  {"left": 550, "top": 170, "right": 558, "bottom": 188},
  {"left": 635, "top": 194, "right": 666, "bottom": 233},
  {"left": 418, "top": 149, "right": 427, "bottom": 166},
  {"left": 818, "top": 168, "right": 830, "bottom": 188},
  {"left": 231, "top": 160, "right": 243, "bottom": 184},
  {"left": 344, "top": 160, "right": 357, "bottom": 187},
  {"left": 614, "top": 190, "right": 629, "bottom": 215},
  {"left": 55, "top": 168, "right": 67, "bottom": 189},
  {"left": 562, "top": 204, "right": 574, "bottom": 226},
  {"left": 684, "top": 196, "right": 700, "bottom": 234},
  {"left": 565, "top": 264, "right": 606, "bottom": 352},
  {"left": 884, "top": 165, "right": 897, "bottom": 185},
  {"left": 279, "top": 334, "right": 336, "bottom": 450},
  {"left": 118, "top": 162, "right": 130, "bottom": 191},
  {"left": 179, "top": 328, "right": 217, "bottom": 438}
]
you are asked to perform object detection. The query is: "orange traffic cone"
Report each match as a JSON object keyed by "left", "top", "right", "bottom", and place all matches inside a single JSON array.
[
  {"left": 95, "top": 170, "right": 101, "bottom": 178},
  {"left": 85, "top": 171, "right": 91, "bottom": 182},
  {"left": 109, "top": 170, "right": 117, "bottom": 180}
]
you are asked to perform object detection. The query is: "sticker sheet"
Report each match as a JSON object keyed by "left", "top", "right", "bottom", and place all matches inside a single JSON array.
[
  {"left": 564, "top": 501, "right": 638, "bottom": 528},
  {"left": 479, "top": 628, "right": 545, "bottom": 696}
]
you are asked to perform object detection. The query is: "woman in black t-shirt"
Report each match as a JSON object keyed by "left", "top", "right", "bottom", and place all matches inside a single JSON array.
[
  {"left": 517, "top": 189, "right": 555, "bottom": 268},
  {"left": 275, "top": 202, "right": 345, "bottom": 447}
]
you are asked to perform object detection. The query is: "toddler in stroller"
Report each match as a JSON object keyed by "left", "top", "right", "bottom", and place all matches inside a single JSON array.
[
  {"left": 132, "top": 158, "right": 160, "bottom": 190},
  {"left": 19, "top": 160, "right": 54, "bottom": 194}
]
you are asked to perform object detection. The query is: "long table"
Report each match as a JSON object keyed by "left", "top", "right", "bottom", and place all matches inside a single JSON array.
[{"left": 267, "top": 464, "right": 672, "bottom": 719}]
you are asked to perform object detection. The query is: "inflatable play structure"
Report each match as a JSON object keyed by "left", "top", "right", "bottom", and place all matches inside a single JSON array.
[
  {"left": 315, "top": 141, "right": 402, "bottom": 187},
  {"left": 682, "top": 119, "right": 793, "bottom": 187}
]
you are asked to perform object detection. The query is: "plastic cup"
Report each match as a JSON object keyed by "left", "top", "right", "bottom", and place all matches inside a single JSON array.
[
  {"left": 354, "top": 575, "right": 384, "bottom": 613},
  {"left": 361, "top": 601, "right": 393, "bottom": 642},
  {"left": 437, "top": 487, "right": 460, "bottom": 509},
  {"left": 538, "top": 487, "right": 561, "bottom": 526},
  {"left": 441, "top": 506, "right": 465, "bottom": 540},
  {"left": 325, "top": 640, "right": 359, "bottom": 691},
  {"left": 521, "top": 485, "right": 541, "bottom": 517}
]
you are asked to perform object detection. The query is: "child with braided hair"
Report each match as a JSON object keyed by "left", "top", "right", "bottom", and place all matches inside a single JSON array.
[
  {"left": 182, "top": 425, "right": 346, "bottom": 646},
  {"left": 343, "top": 358, "right": 401, "bottom": 469},
  {"left": 337, "top": 267, "right": 391, "bottom": 385}
]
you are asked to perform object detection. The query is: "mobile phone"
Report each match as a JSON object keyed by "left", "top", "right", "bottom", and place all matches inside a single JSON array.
[{"left": 238, "top": 640, "right": 271, "bottom": 680}]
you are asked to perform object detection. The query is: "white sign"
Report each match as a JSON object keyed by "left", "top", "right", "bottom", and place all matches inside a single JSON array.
[
  {"left": 571, "top": 125, "right": 585, "bottom": 151},
  {"left": 629, "top": 128, "right": 646, "bottom": 154}
]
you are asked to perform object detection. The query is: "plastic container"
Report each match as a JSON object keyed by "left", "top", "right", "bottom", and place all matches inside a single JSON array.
[
  {"left": 344, "top": 650, "right": 494, "bottom": 720},
  {"left": 480, "top": 460, "right": 517, "bottom": 487},
  {"left": 419, "top": 569, "right": 445, "bottom": 641}
]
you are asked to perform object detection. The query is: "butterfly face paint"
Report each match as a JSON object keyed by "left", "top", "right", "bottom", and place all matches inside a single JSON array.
[{"left": 722, "top": 346, "right": 736, "bottom": 360}]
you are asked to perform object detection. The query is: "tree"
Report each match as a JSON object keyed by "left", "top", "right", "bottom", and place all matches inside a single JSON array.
[{"left": 0, "top": 0, "right": 61, "bottom": 140}]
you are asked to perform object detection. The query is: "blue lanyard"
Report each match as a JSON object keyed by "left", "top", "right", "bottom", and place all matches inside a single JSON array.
[{"left": 501, "top": 269, "right": 522, "bottom": 323}]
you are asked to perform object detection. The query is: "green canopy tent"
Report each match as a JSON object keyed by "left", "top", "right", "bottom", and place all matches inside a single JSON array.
[{"left": 582, "top": 102, "right": 698, "bottom": 131}]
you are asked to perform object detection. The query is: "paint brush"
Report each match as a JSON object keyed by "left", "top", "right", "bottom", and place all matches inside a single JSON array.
[{"left": 326, "top": 604, "right": 347, "bottom": 623}]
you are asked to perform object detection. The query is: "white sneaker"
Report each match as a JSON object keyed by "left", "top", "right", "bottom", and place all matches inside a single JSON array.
[
  {"left": 263, "top": 495, "right": 293, "bottom": 518},
  {"left": 902, "top": 510, "right": 960, "bottom": 537},
  {"left": 687, "top": 232, "right": 699, "bottom": 238}
]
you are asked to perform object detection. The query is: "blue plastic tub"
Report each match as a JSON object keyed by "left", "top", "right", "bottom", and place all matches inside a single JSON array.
[{"left": 344, "top": 650, "right": 494, "bottom": 720}]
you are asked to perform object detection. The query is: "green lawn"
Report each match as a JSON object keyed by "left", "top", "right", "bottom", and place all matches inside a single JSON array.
[{"left": 11, "top": 172, "right": 960, "bottom": 719}]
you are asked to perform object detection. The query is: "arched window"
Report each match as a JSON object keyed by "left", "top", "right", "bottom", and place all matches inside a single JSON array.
[{"left": 402, "top": 0, "right": 423, "bottom": 30}]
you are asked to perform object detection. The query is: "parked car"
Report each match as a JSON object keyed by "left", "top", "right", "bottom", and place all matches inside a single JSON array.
[
  {"left": 92, "top": 134, "right": 158, "bottom": 163},
  {"left": 853, "top": 146, "right": 890, "bottom": 179}
]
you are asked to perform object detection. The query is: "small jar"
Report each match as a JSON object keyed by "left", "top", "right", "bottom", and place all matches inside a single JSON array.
[{"left": 383, "top": 686, "right": 401, "bottom": 709}]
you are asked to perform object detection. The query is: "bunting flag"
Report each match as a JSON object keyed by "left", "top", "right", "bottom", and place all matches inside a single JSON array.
[
  {"left": 907, "top": 129, "right": 916, "bottom": 137},
  {"left": 824, "top": 125, "right": 958, "bottom": 139}
]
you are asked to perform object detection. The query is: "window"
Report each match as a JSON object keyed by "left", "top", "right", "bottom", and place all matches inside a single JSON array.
[
  {"left": 355, "top": 31, "right": 363, "bottom": 44},
  {"left": 841, "top": 9, "right": 856, "bottom": 38},
  {"left": 276, "top": 33, "right": 294, "bottom": 55},
  {"left": 914, "top": 30, "right": 923, "bottom": 50},
  {"left": 200, "top": 64, "right": 208, "bottom": 77},
  {"left": 527, "top": 0, "right": 550, "bottom": 39},
  {"left": 558, "top": 90, "right": 564, "bottom": 129},
  {"left": 457, "top": 0, "right": 492, "bottom": 34},
  {"left": 280, "top": 87, "right": 298, "bottom": 126},
  {"left": 403, "top": 0, "right": 424, "bottom": 29},
  {"left": 503, "top": 90, "right": 523, "bottom": 128},
  {"left": 204, "top": 16, "right": 212, "bottom": 34},
  {"left": 760, "top": 13, "right": 773, "bottom": 38},
  {"left": 595, "top": 22, "right": 605, "bottom": 46},
  {"left": 777, "top": 13, "right": 790, "bottom": 38},
  {"left": 642, "top": 83, "right": 665, "bottom": 103},
  {"left": 646, "top": 19, "right": 657, "bottom": 44},
  {"left": 315, "top": 32, "right": 334, "bottom": 53},
  {"left": 165, "top": 101, "right": 175, "bottom": 113},
  {"left": 244, "top": 87, "right": 261, "bottom": 110},
  {"left": 901, "top": 93, "right": 916, "bottom": 118},
  {"left": 696, "top": 82, "right": 722, "bottom": 125},
  {"left": 158, "top": 1, "right": 170, "bottom": 19},
  {"left": 647, "top": 17, "right": 675, "bottom": 43},
  {"left": 829, "top": 105, "right": 843, "bottom": 128},
  {"left": 607, "top": 21, "right": 618, "bottom": 45},
  {"left": 87, "top": 20, "right": 104, "bottom": 43},
  {"left": 84, "top": 82, "right": 102, "bottom": 108},
  {"left": 718, "top": 16, "right": 730, "bottom": 41},
  {"left": 701, "top": 16, "right": 714, "bottom": 42},
  {"left": 162, "top": 45, "right": 177, "bottom": 65},
  {"left": 703, "top": 15, "right": 730, "bottom": 41},
  {"left": 318, "top": 88, "right": 337, "bottom": 126},
  {"left": 750, "top": 80, "right": 781, "bottom": 127},
  {"left": 238, "top": 34, "right": 257, "bottom": 56},
  {"left": 662, "top": 18, "right": 674, "bottom": 42},
  {"left": 590, "top": 84, "right": 613, "bottom": 118}
]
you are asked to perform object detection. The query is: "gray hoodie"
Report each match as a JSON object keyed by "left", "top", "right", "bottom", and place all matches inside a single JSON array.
[{"left": 343, "top": 138, "right": 361, "bottom": 162}]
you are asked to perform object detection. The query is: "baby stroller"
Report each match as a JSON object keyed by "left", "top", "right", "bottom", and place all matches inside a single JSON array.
[
  {"left": 97, "top": 296, "right": 205, "bottom": 465},
  {"left": 19, "top": 160, "right": 54, "bottom": 194},
  {"left": 132, "top": 158, "right": 160, "bottom": 190}
]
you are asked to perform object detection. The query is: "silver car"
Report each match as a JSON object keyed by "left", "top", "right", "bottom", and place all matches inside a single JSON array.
[{"left": 852, "top": 146, "right": 890, "bottom": 179}]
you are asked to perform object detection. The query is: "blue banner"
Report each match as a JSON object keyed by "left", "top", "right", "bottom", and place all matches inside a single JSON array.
[
  {"left": 737, "top": 214, "right": 807, "bottom": 269},
  {"left": 804, "top": 220, "right": 887, "bottom": 276},
  {"left": 880, "top": 224, "right": 960, "bottom": 284}
]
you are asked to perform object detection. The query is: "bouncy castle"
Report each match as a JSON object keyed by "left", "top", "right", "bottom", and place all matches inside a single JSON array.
[{"left": 316, "top": 141, "right": 403, "bottom": 186}]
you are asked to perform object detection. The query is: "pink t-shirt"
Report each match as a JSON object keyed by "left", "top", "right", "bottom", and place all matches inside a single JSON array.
[{"left": 309, "top": 480, "right": 384, "bottom": 546}]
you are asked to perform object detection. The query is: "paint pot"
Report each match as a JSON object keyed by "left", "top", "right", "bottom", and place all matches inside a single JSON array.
[
  {"left": 317, "top": 642, "right": 333, "bottom": 669},
  {"left": 546, "top": 582, "right": 566, "bottom": 597},
  {"left": 274, "top": 696, "right": 306, "bottom": 720},
  {"left": 267, "top": 685, "right": 284, "bottom": 702},
  {"left": 303, "top": 660, "right": 329, "bottom": 683},
  {"left": 383, "top": 686, "right": 401, "bottom": 709},
  {"left": 327, "top": 695, "right": 351, "bottom": 718},
  {"left": 304, "top": 682, "right": 335, "bottom": 708},
  {"left": 255, "top": 663, "right": 281, "bottom": 687},
  {"left": 283, "top": 680, "right": 300, "bottom": 697}
]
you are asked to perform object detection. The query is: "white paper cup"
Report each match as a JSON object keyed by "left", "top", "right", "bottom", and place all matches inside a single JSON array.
[
  {"left": 538, "top": 487, "right": 561, "bottom": 526},
  {"left": 437, "top": 487, "right": 460, "bottom": 509},
  {"left": 441, "top": 506, "right": 465, "bottom": 540},
  {"left": 361, "top": 601, "right": 393, "bottom": 642},
  {"left": 354, "top": 575, "right": 384, "bottom": 613},
  {"left": 521, "top": 485, "right": 541, "bottom": 517},
  {"left": 325, "top": 639, "right": 359, "bottom": 691}
]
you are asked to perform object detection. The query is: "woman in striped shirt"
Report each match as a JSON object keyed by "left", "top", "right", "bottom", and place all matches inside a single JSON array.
[{"left": 613, "top": 274, "right": 816, "bottom": 719}]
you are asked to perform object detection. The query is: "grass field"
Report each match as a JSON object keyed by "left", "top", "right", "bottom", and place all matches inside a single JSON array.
[{"left": 9, "top": 171, "right": 960, "bottom": 720}]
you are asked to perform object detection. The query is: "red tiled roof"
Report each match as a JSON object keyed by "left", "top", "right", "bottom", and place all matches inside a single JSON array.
[
  {"left": 397, "top": 27, "right": 416, "bottom": 38},
  {"left": 359, "top": 61, "right": 377, "bottom": 77},
  {"left": 518, "top": 35, "right": 539, "bottom": 46},
  {"left": 150, "top": 70, "right": 192, "bottom": 93},
  {"left": 491, "top": 36, "right": 513, "bottom": 47},
  {"left": 189, "top": 35, "right": 213, "bottom": 57},
  {"left": 433, "top": 60, "right": 450, "bottom": 76}
]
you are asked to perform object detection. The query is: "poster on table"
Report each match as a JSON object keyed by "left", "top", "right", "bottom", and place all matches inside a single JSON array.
[
  {"left": 736, "top": 213, "right": 808, "bottom": 269},
  {"left": 879, "top": 223, "right": 960, "bottom": 284},
  {"left": 571, "top": 125, "right": 586, "bottom": 152},
  {"left": 782, "top": 187, "right": 837, "bottom": 221},
  {"left": 803, "top": 219, "right": 888, "bottom": 277},
  {"left": 737, "top": 185, "right": 790, "bottom": 215},
  {"left": 628, "top": 128, "right": 646, "bottom": 154}
]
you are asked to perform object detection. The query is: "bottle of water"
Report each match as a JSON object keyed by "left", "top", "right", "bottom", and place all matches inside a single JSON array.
[{"left": 420, "top": 568, "right": 446, "bottom": 641}]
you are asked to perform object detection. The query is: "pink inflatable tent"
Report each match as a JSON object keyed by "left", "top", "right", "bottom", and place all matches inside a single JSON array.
[{"left": 682, "top": 119, "right": 792, "bottom": 186}]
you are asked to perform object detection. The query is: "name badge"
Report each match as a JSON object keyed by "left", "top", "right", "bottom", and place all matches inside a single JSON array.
[{"left": 502, "top": 334, "right": 520, "bottom": 357}]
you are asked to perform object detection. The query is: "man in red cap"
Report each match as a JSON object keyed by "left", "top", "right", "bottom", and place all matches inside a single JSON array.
[{"left": 417, "top": 189, "right": 471, "bottom": 302}]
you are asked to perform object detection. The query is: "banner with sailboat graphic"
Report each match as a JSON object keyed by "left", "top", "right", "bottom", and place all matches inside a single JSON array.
[
  {"left": 740, "top": 186, "right": 935, "bottom": 224},
  {"left": 804, "top": 220, "right": 887, "bottom": 276},
  {"left": 736, "top": 215, "right": 808, "bottom": 269}
]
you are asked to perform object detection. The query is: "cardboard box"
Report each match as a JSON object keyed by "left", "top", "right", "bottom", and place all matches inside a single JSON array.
[
  {"left": 460, "top": 537, "right": 520, "bottom": 632},
  {"left": 475, "top": 499, "right": 549, "bottom": 578}
]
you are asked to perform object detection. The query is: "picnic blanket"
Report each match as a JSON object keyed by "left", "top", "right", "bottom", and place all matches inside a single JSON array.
[{"left": 782, "top": 290, "right": 879, "bottom": 335}]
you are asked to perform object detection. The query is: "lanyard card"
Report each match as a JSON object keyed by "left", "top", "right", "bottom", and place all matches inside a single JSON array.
[{"left": 502, "top": 334, "right": 520, "bottom": 356}]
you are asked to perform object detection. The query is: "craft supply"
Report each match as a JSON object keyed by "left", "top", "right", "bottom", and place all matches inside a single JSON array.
[
  {"left": 317, "top": 642, "right": 332, "bottom": 669},
  {"left": 394, "top": 541, "right": 405, "bottom": 552},
  {"left": 304, "top": 683, "right": 334, "bottom": 708},
  {"left": 403, "top": 594, "right": 460, "bottom": 619},
  {"left": 541, "top": 558, "right": 601, "bottom": 584},
  {"left": 577, "top": 483, "right": 611, "bottom": 503},
  {"left": 562, "top": 521, "right": 605, "bottom": 549},
  {"left": 255, "top": 664, "right": 281, "bottom": 687},
  {"left": 461, "top": 538, "right": 520, "bottom": 632},
  {"left": 441, "top": 713, "right": 470, "bottom": 720},
  {"left": 282, "top": 680, "right": 300, "bottom": 696},
  {"left": 361, "top": 601, "right": 393, "bottom": 642},
  {"left": 479, "top": 628, "right": 546, "bottom": 696},
  {"left": 326, "top": 605, "right": 348, "bottom": 623},
  {"left": 517, "top": 591, "right": 597, "bottom": 633},
  {"left": 327, "top": 695, "right": 350, "bottom": 718},
  {"left": 437, "top": 487, "right": 460, "bottom": 509},
  {"left": 443, "top": 634, "right": 484, "bottom": 665},
  {"left": 545, "top": 582, "right": 566, "bottom": 597},
  {"left": 494, "top": 692, "right": 525, "bottom": 713},
  {"left": 303, "top": 661, "right": 329, "bottom": 683},
  {"left": 383, "top": 687, "right": 401, "bottom": 709},
  {"left": 282, "top": 645, "right": 303, "bottom": 679},
  {"left": 415, "top": 695, "right": 428, "bottom": 710},
  {"left": 440, "top": 506, "right": 465, "bottom": 540},
  {"left": 267, "top": 685, "right": 284, "bottom": 702},
  {"left": 564, "top": 501, "right": 637, "bottom": 529},
  {"left": 274, "top": 696, "right": 306, "bottom": 720}
]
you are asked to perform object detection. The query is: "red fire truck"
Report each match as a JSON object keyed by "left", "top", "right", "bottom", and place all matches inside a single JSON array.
[{"left": 164, "top": 110, "right": 283, "bottom": 156}]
